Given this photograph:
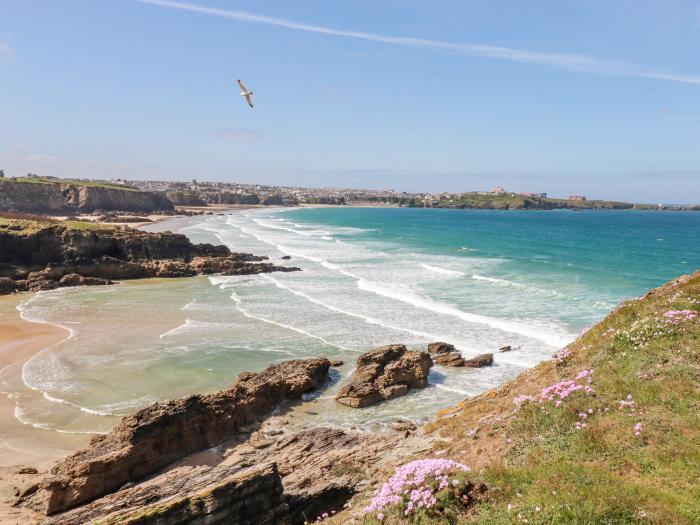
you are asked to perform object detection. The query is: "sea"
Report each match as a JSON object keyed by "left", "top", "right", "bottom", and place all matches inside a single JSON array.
[{"left": 6, "top": 207, "right": 700, "bottom": 435}]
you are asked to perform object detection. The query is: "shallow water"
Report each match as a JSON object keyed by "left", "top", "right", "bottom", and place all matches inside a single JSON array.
[{"left": 6, "top": 208, "right": 700, "bottom": 434}]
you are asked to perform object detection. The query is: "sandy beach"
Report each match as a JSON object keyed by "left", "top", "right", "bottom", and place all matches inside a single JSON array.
[{"left": 0, "top": 295, "right": 92, "bottom": 469}]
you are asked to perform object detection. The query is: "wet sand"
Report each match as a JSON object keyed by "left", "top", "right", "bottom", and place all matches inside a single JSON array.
[{"left": 0, "top": 295, "right": 92, "bottom": 469}]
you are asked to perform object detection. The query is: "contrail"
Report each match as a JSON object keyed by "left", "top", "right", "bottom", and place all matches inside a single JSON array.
[{"left": 135, "top": 0, "right": 700, "bottom": 86}]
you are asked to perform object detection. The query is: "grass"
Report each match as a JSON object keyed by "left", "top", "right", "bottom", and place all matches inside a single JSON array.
[
  {"left": 333, "top": 271, "right": 700, "bottom": 524},
  {"left": 0, "top": 176, "right": 138, "bottom": 191},
  {"left": 441, "top": 193, "right": 638, "bottom": 210},
  {"left": 0, "top": 212, "right": 113, "bottom": 235}
]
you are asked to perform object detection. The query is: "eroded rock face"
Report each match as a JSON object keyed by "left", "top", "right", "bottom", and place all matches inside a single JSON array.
[
  {"left": 0, "top": 226, "right": 300, "bottom": 295},
  {"left": 428, "top": 342, "right": 465, "bottom": 367},
  {"left": 335, "top": 345, "right": 433, "bottom": 408},
  {"left": 21, "top": 358, "right": 331, "bottom": 515},
  {"left": 44, "top": 427, "right": 416, "bottom": 525}
]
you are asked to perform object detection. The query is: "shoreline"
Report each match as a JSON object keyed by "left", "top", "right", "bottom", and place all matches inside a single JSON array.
[
  {"left": 0, "top": 210, "right": 203, "bottom": 469},
  {"left": 0, "top": 294, "right": 91, "bottom": 469}
]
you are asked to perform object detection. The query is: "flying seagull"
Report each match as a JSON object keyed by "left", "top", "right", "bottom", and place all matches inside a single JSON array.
[{"left": 238, "top": 79, "right": 254, "bottom": 108}]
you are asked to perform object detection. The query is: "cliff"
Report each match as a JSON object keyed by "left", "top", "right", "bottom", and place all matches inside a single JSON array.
[
  {"left": 0, "top": 216, "right": 300, "bottom": 294},
  {"left": 0, "top": 179, "right": 173, "bottom": 213}
]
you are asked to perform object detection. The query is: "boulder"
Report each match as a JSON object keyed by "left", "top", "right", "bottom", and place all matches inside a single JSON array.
[
  {"left": 58, "top": 274, "right": 113, "bottom": 288},
  {"left": 335, "top": 345, "right": 433, "bottom": 408},
  {"left": 427, "top": 341, "right": 465, "bottom": 367},
  {"left": 463, "top": 353, "right": 494, "bottom": 368},
  {"left": 0, "top": 276, "right": 16, "bottom": 295},
  {"left": 499, "top": 345, "right": 513, "bottom": 352}
]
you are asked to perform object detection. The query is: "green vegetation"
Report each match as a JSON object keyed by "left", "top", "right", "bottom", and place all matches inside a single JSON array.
[
  {"left": 442, "top": 193, "right": 638, "bottom": 210},
  {"left": 0, "top": 176, "right": 138, "bottom": 191},
  {"left": 0, "top": 213, "right": 113, "bottom": 235},
  {"left": 345, "top": 271, "right": 700, "bottom": 524}
]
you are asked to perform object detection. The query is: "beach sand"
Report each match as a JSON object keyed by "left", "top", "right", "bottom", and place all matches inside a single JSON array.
[{"left": 0, "top": 295, "right": 92, "bottom": 470}]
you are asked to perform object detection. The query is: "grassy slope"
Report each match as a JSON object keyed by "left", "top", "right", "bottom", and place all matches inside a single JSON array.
[
  {"left": 0, "top": 215, "right": 113, "bottom": 235},
  {"left": 0, "top": 176, "right": 138, "bottom": 191},
  {"left": 341, "top": 271, "right": 700, "bottom": 524}
]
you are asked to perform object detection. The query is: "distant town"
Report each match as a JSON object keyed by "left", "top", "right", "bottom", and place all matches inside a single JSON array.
[{"left": 1, "top": 171, "right": 697, "bottom": 211}]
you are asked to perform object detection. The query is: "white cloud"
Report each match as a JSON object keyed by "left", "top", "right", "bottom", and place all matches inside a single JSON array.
[{"left": 135, "top": 0, "right": 700, "bottom": 85}]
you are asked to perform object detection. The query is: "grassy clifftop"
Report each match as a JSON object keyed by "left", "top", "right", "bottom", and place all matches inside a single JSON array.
[
  {"left": 334, "top": 271, "right": 700, "bottom": 524},
  {"left": 439, "top": 193, "right": 653, "bottom": 210},
  {"left": 0, "top": 176, "right": 138, "bottom": 191},
  {"left": 0, "top": 213, "right": 113, "bottom": 235}
]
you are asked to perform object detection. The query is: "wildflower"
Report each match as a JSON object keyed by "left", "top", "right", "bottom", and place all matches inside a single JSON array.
[
  {"left": 663, "top": 310, "right": 698, "bottom": 323},
  {"left": 633, "top": 422, "right": 643, "bottom": 436},
  {"left": 553, "top": 347, "right": 572, "bottom": 364},
  {"left": 452, "top": 479, "right": 460, "bottom": 487},
  {"left": 513, "top": 395, "right": 535, "bottom": 411},
  {"left": 536, "top": 506, "right": 542, "bottom": 512},
  {"left": 363, "top": 458, "right": 470, "bottom": 517}
]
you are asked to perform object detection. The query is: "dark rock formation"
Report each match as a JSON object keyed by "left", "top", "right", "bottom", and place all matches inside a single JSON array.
[
  {"left": 0, "top": 225, "right": 299, "bottom": 295},
  {"left": 261, "top": 194, "right": 285, "bottom": 206},
  {"left": 58, "top": 273, "right": 113, "bottom": 287},
  {"left": 48, "top": 463, "right": 290, "bottom": 525},
  {"left": 428, "top": 341, "right": 465, "bottom": 367},
  {"left": 335, "top": 344, "right": 433, "bottom": 408},
  {"left": 20, "top": 358, "right": 331, "bottom": 515},
  {"left": 463, "top": 353, "right": 494, "bottom": 368},
  {"left": 200, "top": 192, "right": 260, "bottom": 206},
  {"left": 499, "top": 345, "right": 513, "bottom": 352},
  {"left": 165, "top": 191, "right": 207, "bottom": 207},
  {"left": 0, "top": 277, "right": 15, "bottom": 295},
  {"left": 0, "top": 180, "right": 173, "bottom": 214},
  {"left": 42, "top": 427, "right": 415, "bottom": 525},
  {"left": 427, "top": 342, "right": 493, "bottom": 368}
]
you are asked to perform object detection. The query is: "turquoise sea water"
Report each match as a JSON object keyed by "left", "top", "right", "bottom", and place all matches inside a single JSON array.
[{"left": 6, "top": 208, "right": 700, "bottom": 436}]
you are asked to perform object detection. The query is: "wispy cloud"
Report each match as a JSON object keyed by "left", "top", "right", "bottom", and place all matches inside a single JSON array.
[
  {"left": 0, "top": 39, "right": 15, "bottom": 60},
  {"left": 135, "top": 0, "right": 700, "bottom": 85}
]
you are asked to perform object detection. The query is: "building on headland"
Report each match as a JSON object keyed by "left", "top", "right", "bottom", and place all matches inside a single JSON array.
[
  {"left": 520, "top": 192, "right": 547, "bottom": 198},
  {"left": 568, "top": 195, "right": 587, "bottom": 201},
  {"left": 491, "top": 185, "right": 507, "bottom": 194}
]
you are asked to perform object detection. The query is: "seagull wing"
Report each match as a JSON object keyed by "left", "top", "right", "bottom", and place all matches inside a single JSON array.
[
  {"left": 244, "top": 93, "right": 254, "bottom": 108},
  {"left": 238, "top": 79, "right": 249, "bottom": 92}
]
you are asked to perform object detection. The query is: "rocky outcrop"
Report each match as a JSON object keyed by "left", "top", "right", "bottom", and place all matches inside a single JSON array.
[
  {"left": 0, "top": 180, "right": 173, "bottom": 214},
  {"left": 200, "top": 192, "right": 261, "bottom": 206},
  {"left": 463, "top": 353, "right": 494, "bottom": 367},
  {"left": 21, "top": 358, "right": 331, "bottom": 515},
  {"left": 335, "top": 345, "right": 433, "bottom": 408},
  {"left": 165, "top": 191, "right": 207, "bottom": 207},
  {"left": 41, "top": 426, "right": 419, "bottom": 525},
  {"left": 427, "top": 342, "right": 493, "bottom": 368},
  {"left": 428, "top": 342, "right": 465, "bottom": 367},
  {"left": 0, "top": 225, "right": 299, "bottom": 294}
]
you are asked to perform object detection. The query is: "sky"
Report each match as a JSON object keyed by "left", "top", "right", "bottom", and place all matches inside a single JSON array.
[{"left": 1, "top": 1, "right": 699, "bottom": 202}]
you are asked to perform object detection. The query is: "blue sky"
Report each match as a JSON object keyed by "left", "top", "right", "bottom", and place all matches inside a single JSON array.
[{"left": 1, "top": 1, "right": 699, "bottom": 202}]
